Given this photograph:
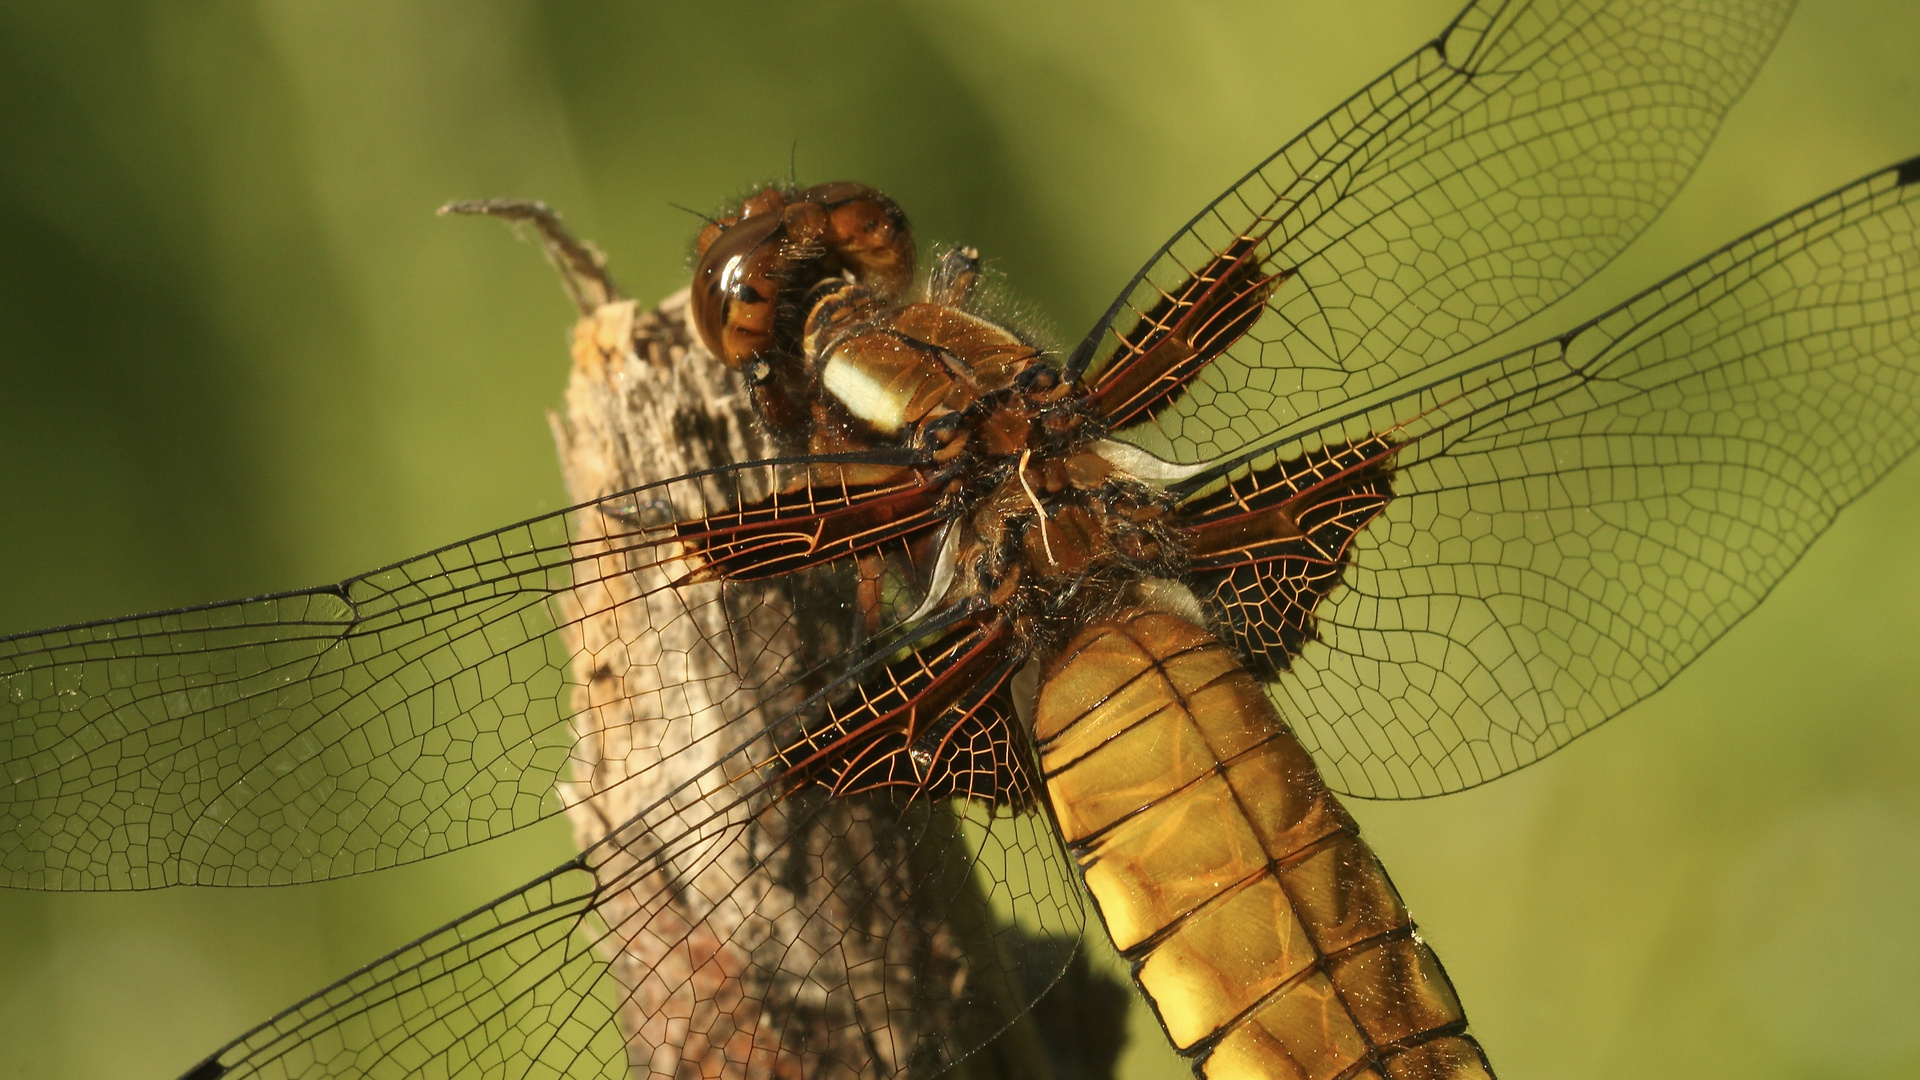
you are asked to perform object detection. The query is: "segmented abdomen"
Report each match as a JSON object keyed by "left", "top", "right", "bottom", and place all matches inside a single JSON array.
[{"left": 1034, "top": 608, "right": 1493, "bottom": 1080}]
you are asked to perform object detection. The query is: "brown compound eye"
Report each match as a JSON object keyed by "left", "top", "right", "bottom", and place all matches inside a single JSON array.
[
  {"left": 780, "top": 200, "right": 828, "bottom": 254},
  {"left": 689, "top": 182, "right": 915, "bottom": 375},
  {"left": 695, "top": 217, "right": 730, "bottom": 258},
  {"left": 691, "top": 211, "right": 786, "bottom": 368},
  {"left": 694, "top": 185, "right": 788, "bottom": 260},
  {"left": 737, "top": 185, "right": 788, "bottom": 220},
  {"left": 804, "top": 182, "right": 914, "bottom": 300}
]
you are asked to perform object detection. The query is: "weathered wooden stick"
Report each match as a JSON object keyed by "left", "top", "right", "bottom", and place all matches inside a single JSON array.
[{"left": 451, "top": 200, "right": 1117, "bottom": 1080}]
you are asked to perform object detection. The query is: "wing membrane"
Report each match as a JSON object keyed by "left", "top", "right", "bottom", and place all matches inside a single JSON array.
[
  {"left": 1077, "top": 0, "right": 1796, "bottom": 464},
  {"left": 173, "top": 643, "right": 1085, "bottom": 1080},
  {"left": 777, "top": 617, "right": 1035, "bottom": 807},
  {"left": 0, "top": 456, "right": 939, "bottom": 889},
  {"left": 1208, "top": 158, "right": 1920, "bottom": 797}
]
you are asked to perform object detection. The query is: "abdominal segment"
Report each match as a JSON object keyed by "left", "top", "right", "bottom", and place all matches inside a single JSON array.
[{"left": 1034, "top": 609, "right": 1493, "bottom": 1080}]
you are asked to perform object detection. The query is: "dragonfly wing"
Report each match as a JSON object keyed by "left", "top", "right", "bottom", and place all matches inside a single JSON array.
[
  {"left": 1077, "top": 0, "right": 1796, "bottom": 462},
  {"left": 0, "top": 457, "right": 942, "bottom": 889},
  {"left": 176, "top": 631, "right": 1088, "bottom": 1080},
  {"left": 1, "top": 522, "right": 578, "bottom": 890},
  {"left": 1229, "top": 158, "right": 1920, "bottom": 797}
]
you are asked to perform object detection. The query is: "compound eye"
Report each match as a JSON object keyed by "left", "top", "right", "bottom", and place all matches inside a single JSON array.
[
  {"left": 802, "top": 182, "right": 915, "bottom": 300},
  {"left": 690, "top": 213, "right": 785, "bottom": 367}
]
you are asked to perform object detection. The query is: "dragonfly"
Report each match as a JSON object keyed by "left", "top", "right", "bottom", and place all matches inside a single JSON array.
[{"left": 5, "top": 0, "right": 1920, "bottom": 1077}]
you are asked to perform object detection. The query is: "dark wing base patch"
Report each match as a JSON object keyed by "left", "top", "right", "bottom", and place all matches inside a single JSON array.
[
  {"left": 771, "top": 619, "right": 1039, "bottom": 810},
  {"left": 1177, "top": 435, "right": 1397, "bottom": 678}
]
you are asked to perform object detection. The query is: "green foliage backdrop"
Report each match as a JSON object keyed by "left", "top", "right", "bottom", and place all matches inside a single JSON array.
[{"left": 1, "top": 3, "right": 1917, "bottom": 1079}]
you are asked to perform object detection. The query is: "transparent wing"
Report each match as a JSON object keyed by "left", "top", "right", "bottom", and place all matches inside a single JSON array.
[
  {"left": 0, "top": 456, "right": 944, "bottom": 889},
  {"left": 1076, "top": 0, "right": 1796, "bottom": 463},
  {"left": 1224, "top": 158, "right": 1920, "bottom": 797},
  {"left": 173, "top": 728, "right": 1088, "bottom": 1080}
]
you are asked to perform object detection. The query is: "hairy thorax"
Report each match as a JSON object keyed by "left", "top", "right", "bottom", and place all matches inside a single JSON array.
[{"left": 687, "top": 181, "right": 1191, "bottom": 660}]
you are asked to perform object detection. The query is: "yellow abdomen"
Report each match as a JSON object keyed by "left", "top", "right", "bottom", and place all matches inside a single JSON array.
[{"left": 1034, "top": 608, "right": 1493, "bottom": 1080}]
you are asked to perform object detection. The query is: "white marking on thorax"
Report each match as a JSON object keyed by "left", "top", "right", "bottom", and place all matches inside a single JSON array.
[
  {"left": 904, "top": 522, "right": 963, "bottom": 624},
  {"left": 1091, "top": 439, "right": 1212, "bottom": 483},
  {"left": 1126, "top": 578, "right": 1209, "bottom": 627},
  {"left": 1009, "top": 659, "right": 1040, "bottom": 734},
  {"left": 822, "top": 355, "right": 909, "bottom": 434}
]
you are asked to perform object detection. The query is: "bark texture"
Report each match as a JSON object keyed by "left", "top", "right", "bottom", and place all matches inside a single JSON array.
[
  {"left": 549, "top": 291, "right": 973, "bottom": 1079},
  {"left": 461, "top": 198, "right": 1115, "bottom": 1080}
]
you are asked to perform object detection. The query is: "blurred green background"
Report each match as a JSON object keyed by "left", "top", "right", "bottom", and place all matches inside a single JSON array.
[{"left": 2, "top": 2, "right": 1918, "bottom": 1078}]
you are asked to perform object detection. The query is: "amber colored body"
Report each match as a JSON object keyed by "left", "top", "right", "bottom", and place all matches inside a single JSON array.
[
  {"left": 679, "top": 181, "right": 1486, "bottom": 1078},
  {"left": 1038, "top": 610, "right": 1491, "bottom": 1079}
]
